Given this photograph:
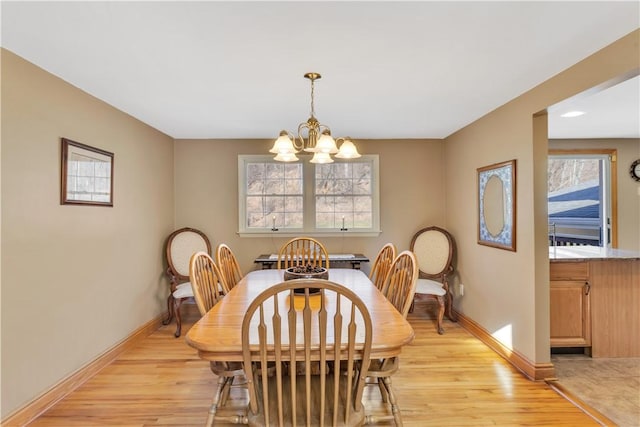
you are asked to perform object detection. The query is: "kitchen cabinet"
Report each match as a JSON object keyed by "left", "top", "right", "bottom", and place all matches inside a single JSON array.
[
  {"left": 549, "top": 247, "right": 640, "bottom": 357},
  {"left": 550, "top": 261, "right": 591, "bottom": 348}
]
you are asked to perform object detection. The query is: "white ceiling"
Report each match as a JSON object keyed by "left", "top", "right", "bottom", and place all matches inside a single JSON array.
[
  {"left": 1, "top": 1, "right": 639, "bottom": 140},
  {"left": 548, "top": 75, "right": 639, "bottom": 139}
]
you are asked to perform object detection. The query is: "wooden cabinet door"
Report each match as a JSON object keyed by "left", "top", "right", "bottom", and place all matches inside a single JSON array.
[{"left": 550, "top": 280, "right": 591, "bottom": 347}]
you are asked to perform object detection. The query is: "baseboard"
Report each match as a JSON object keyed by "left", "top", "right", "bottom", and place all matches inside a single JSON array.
[
  {"left": 455, "top": 310, "right": 555, "bottom": 381},
  {"left": 2, "top": 314, "right": 164, "bottom": 427}
]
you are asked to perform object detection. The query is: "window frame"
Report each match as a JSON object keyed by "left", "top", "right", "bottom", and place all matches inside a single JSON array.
[
  {"left": 548, "top": 149, "right": 617, "bottom": 248},
  {"left": 238, "top": 154, "right": 381, "bottom": 237}
]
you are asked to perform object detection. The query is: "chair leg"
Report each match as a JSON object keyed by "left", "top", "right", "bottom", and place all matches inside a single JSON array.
[
  {"left": 173, "top": 297, "right": 183, "bottom": 338},
  {"left": 445, "top": 290, "right": 458, "bottom": 322},
  {"left": 162, "top": 294, "right": 175, "bottom": 325},
  {"left": 219, "top": 375, "right": 233, "bottom": 406},
  {"left": 377, "top": 378, "right": 388, "bottom": 403},
  {"left": 436, "top": 295, "right": 445, "bottom": 335},
  {"left": 381, "top": 376, "right": 403, "bottom": 426},
  {"left": 206, "top": 376, "right": 234, "bottom": 427}
]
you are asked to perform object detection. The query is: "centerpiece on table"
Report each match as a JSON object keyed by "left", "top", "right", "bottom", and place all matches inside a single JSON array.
[{"left": 284, "top": 264, "right": 328, "bottom": 295}]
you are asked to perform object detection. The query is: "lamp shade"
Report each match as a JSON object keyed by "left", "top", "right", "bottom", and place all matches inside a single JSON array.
[
  {"left": 334, "top": 139, "right": 361, "bottom": 159},
  {"left": 270, "top": 131, "right": 297, "bottom": 154},
  {"left": 313, "top": 131, "right": 339, "bottom": 154},
  {"left": 274, "top": 152, "right": 299, "bottom": 162},
  {"left": 309, "top": 152, "right": 334, "bottom": 164}
]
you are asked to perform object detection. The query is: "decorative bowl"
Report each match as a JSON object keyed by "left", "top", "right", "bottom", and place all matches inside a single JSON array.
[{"left": 284, "top": 266, "right": 328, "bottom": 294}]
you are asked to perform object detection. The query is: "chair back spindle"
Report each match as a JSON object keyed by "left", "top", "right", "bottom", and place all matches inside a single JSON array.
[
  {"left": 189, "top": 251, "right": 227, "bottom": 316},
  {"left": 216, "top": 243, "right": 244, "bottom": 292},
  {"left": 277, "top": 237, "right": 330, "bottom": 270},
  {"left": 380, "top": 250, "right": 419, "bottom": 318},
  {"left": 369, "top": 243, "right": 397, "bottom": 291}
]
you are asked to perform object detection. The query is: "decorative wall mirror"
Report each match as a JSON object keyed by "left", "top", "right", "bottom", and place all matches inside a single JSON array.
[{"left": 477, "top": 159, "right": 516, "bottom": 251}]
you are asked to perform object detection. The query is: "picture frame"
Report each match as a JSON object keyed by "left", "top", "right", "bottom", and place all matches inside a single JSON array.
[
  {"left": 477, "top": 159, "right": 516, "bottom": 251},
  {"left": 61, "top": 138, "right": 114, "bottom": 206}
]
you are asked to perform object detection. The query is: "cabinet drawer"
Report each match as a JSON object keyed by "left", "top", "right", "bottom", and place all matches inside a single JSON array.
[{"left": 550, "top": 261, "right": 589, "bottom": 280}]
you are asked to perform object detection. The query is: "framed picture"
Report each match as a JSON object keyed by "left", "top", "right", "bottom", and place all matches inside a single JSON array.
[
  {"left": 477, "top": 159, "right": 516, "bottom": 251},
  {"left": 61, "top": 138, "right": 114, "bottom": 206}
]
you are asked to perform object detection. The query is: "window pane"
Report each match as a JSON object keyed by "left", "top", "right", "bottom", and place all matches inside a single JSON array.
[
  {"left": 335, "top": 196, "right": 354, "bottom": 212},
  {"left": 316, "top": 196, "right": 334, "bottom": 213},
  {"left": 353, "top": 163, "right": 371, "bottom": 180},
  {"left": 243, "top": 160, "right": 303, "bottom": 230},
  {"left": 246, "top": 196, "right": 263, "bottom": 213},
  {"left": 354, "top": 212, "right": 373, "bottom": 228},
  {"left": 284, "top": 212, "right": 303, "bottom": 228},
  {"left": 284, "top": 163, "right": 303, "bottom": 179},
  {"left": 284, "top": 196, "right": 303, "bottom": 212},
  {"left": 266, "top": 163, "right": 283, "bottom": 179},
  {"left": 316, "top": 212, "right": 334, "bottom": 228},
  {"left": 314, "top": 161, "right": 372, "bottom": 229},
  {"left": 353, "top": 179, "right": 371, "bottom": 194},
  {"left": 285, "top": 179, "right": 302, "bottom": 194},
  {"left": 265, "top": 179, "right": 284, "bottom": 194},
  {"left": 354, "top": 196, "right": 372, "bottom": 212}
]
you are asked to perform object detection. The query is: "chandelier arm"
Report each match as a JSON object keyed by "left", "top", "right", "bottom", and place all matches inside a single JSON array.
[
  {"left": 318, "top": 124, "right": 331, "bottom": 134},
  {"left": 294, "top": 123, "right": 309, "bottom": 151}
]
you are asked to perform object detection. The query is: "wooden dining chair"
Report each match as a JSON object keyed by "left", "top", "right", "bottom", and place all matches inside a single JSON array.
[
  {"left": 366, "top": 250, "right": 418, "bottom": 426},
  {"left": 215, "top": 243, "right": 243, "bottom": 292},
  {"left": 409, "top": 226, "right": 457, "bottom": 334},
  {"left": 277, "top": 236, "right": 330, "bottom": 270},
  {"left": 189, "top": 252, "right": 243, "bottom": 426},
  {"left": 189, "top": 251, "right": 228, "bottom": 315},
  {"left": 369, "top": 243, "right": 397, "bottom": 291},
  {"left": 241, "top": 279, "right": 372, "bottom": 426},
  {"left": 163, "top": 227, "right": 211, "bottom": 337}
]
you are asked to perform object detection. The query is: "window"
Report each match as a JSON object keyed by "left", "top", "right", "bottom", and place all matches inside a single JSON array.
[
  {"left": 238, "top": 155, "right": 380, "bottom": 235},
  {"left": 547, "top": 151, "right": 616, "bottom": 247}
]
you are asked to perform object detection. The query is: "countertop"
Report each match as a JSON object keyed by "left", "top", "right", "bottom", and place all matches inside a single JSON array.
[{"left": 549, "top": 246, "right": 640, "bottom": 261}]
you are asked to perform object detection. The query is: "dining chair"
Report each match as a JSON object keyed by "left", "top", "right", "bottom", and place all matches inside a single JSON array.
[
  {"left": 241, "top": 279, "right": 372, "bottom": 426},
  {"left": 277, "top": 236, "right": 330, "bottom": 270},
  {"left": 366, "top": 250, "right": 418, "bottom": 426},
  {"left": 409, "top": 226, "right": 457, "bottom": 334},
  {"left": 163, "top": 227, "right": 211, "bottom": 338},
  {"left": 215, "top": 243, "right": 243, "bottom": 292},
  {"left": 189, "top": 251, "right": 243, "bottom": 426},
  {"left": 369, "top": 243, "right": 397, "bottom": 291}
]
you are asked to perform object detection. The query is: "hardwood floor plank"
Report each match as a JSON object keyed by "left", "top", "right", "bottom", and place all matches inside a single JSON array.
[{"left": 27, "top": 301, "right": 598, "bottom": 426}]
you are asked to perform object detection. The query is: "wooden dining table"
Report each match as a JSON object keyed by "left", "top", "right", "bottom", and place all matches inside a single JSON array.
[{"left": 185, "top": 268, "right": 415, "bottom": 362}]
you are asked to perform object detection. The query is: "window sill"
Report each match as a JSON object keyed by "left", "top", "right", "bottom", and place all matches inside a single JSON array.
[{"left": 238, "top": 230, "right": 382, "bottom": 238}]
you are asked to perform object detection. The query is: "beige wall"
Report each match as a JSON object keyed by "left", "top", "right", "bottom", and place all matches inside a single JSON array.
[
  {"left": 173, "top": 138, "right": 446, "bottom": 274},
  {"left": 443, "top": 30, "right": 639, "bottom": 364},
  {"left": 549, "top": 138, "right": 640, "bottom": 252},
  {"left": 1, "top": 50, "right": 175, "bottom": 417}
]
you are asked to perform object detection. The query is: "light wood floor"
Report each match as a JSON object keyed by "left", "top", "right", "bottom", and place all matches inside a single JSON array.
[{"left": 29, "top": 300, "right": 599, "bottom": 426}]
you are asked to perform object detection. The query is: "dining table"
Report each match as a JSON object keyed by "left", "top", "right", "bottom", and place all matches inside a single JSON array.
[{"left": 185, "top": 268, "right": 415, "bottom": 362}]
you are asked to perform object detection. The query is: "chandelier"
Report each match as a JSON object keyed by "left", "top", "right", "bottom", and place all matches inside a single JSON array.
[{"left": 269, "top": 72, "right": 361, "bottom": 163}]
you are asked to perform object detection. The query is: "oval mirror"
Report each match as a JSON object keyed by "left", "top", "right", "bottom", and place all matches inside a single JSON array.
[{"left": 483, "top": 175, "right": 505, "bottom": 237}]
